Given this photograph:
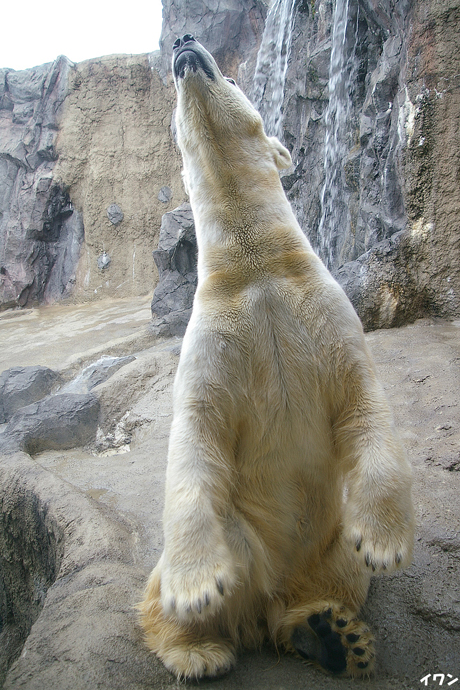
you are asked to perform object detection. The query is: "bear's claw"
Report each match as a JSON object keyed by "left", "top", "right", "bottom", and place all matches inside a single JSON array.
[
  {"left": 160, "top": 557, "right": 236, "bottom": 622},
  {"left": 291, "top": 603, "right": 375, "bottom": 677}
]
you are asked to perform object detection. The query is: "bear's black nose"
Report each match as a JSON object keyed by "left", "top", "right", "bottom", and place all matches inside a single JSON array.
[{"left": 173, "top": 34, "right": 196, "bottom": 50}]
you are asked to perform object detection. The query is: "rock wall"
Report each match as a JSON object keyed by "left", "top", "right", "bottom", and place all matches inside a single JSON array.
[
  {"left": 277, "top": 0, "right": 460, "bottom": 327},
  {"left": 53, "top": 55, "right": 184, "bottom": 302},
  {"left": 155, "top": 0, "right": 460, "bottom": 330},
  {"left": 0, "top": 57, "right": 82, "bottom": 308},
  {"left": 0, "top": 53, "right": 185, "bottom": 309},
  {"left": 1, "top": 0, "right": 460, "bottom": 329}
]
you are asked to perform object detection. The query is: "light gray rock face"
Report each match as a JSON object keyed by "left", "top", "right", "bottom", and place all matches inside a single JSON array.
[
  {"left": 158, "top": 186, "right": 172, "bottom": 203},
  {"left": 106, "top": 203, "right": 124, "bottom": 225},
  {"left": 2, "top": 394, "right": 100, "bottom": 455},
  {"left": 155, "top": 0, "right": 460, "bottom": 331},
  {"left": 59, "top": 355, "right": 136, "bottom": 395},
  {"left": 157, "top": 0, "right": 268, "bottom": 81},
  {"left": 0, "top": 57, "right": 84, "bottom": 309},
  {"left": 279, "top": 0, "right": 409, "bottom": 280},
  {"left": 0, "top": 365, "right": 60, "bottom": 423},
  {"left": 0, "top": 450, "right": 169, "bottom": 690},
  {"left": 150, "top": 202, "right": 197, "bottom": 337},
  {"left": 97, "top": 251, "right": 111, "bottom": 270}
]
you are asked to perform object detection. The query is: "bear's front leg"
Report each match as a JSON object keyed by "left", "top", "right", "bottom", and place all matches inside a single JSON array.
[
  {"left": 159, "top": 393, "right": 239, "bottom": 623},
  {"left": 160, "top": 496, "right": 237, "bottom": 623},
  {"left": 335, "top": 358, "right": 414, "bottom": 574}
]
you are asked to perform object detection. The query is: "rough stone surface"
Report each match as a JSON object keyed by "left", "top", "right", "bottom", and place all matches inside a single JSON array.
[
  {"left": 150, "top": 202, "right": 197, "bottom": 337},
  {"left": 59, "top": 355, "right": 136, "bottom": 395},
  {"left": 106, "top": 203, "right": 124, "bottom": 225},
  {"left": 0, "top": 299, "right": 459, "bottom": 687},
  {"left": 275, "top": 0, "right": 460, "bottom": 328},
  {"left": 0, "top": 450, "right": 169, "bottom": 690},
  {"left": 157, "top": 186, "right": 172, "bottom": 203},
  {"left": 2, "top": 0, "right": 460, "bottom": 329},
  {"left": 0, "top": 480, "right": 63, "bottom": 685},
  {"left": 53, "top": 54, "right": 184, "bottom": 303},
  {"left": 0, "top": 57, "right": 84, "bottom": 309},
  {"left": 0, "top": 365, "right": 60, "bottom": 423},
  {"left": 2, "top": 394, "right": 100, "bottom": 455},
  {"left": 97, "top": 252, "right": 111, "bottom": 271},
  {"left": 157, "top": 0, "right": 268, "bottom": 82},
  {"left": 1, "top": 53, "right": 185, "bottom": 309}
]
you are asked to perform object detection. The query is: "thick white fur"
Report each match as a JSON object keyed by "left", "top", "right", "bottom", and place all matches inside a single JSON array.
[{"left": 138, "top": 39, "right": 414, "bottom": 680}]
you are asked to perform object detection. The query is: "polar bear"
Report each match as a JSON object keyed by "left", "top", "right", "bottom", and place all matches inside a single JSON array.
[{"left": 138, "top": 35, "right": 414, "bottom": 680}]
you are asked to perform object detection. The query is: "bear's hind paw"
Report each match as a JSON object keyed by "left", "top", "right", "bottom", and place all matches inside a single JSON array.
[{"left": 291, "top": 604, "right": 375, "bottom": 678}]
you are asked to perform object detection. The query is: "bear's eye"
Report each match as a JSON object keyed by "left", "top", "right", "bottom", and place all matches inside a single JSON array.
[{"left": 225, "top": 77, "right": 237, "bottom": 86}]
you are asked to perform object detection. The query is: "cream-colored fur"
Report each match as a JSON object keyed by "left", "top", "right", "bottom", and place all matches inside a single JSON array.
[{"left": 138, "top": 37, "right": 414, "bottom": 680}]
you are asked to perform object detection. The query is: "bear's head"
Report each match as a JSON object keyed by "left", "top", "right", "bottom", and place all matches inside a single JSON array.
[{"left": 172, "top": 35, "right": 292, "bottom": 198}]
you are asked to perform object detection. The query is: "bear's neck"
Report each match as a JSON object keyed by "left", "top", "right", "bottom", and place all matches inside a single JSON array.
[{"left": 184, "top": 165, "right": 310, "bottom": 281}]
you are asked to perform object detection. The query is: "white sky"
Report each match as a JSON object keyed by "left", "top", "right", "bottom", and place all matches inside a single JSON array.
[{"left": 1, "top": 0, "right": 163, "bottom": 71}]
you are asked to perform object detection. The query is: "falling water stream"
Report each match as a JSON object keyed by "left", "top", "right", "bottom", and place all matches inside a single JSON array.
[
  {"left": 317, "top": 0, "right": 359, "bottom": 268},
  {"left": 252, "top": 0, "right": 297, "bottom": 138}
]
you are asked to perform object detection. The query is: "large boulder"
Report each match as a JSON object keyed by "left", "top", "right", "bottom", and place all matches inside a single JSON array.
[
  {"left": 0, "top": 365, "right": 61, "bottom": 423},
  {"left": 150, "top": 203, "right": 197, "bottom": 337},
  {"left": 2, "top": 394, "right": 100, "bottom": 455}
]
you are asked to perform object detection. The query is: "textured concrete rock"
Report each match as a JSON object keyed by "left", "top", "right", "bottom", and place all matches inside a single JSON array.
[
  {"left": 0, "top": 365, "right": 60, "bottom": 423},
  {"left": 97, "top": 252, "right": 111, "bottom": 270},
  {"left": 2, "top": 394, "right": 100, "bottom": 455},
  {"left": 0, "top": 476, "right": 63, "bottom": 685},
  {"left": 0, "top": 450, "right": 171, "bottom": 690},
  {"left": 59, "top": 355, "right": 136, "bottom": 395},
  {"left": 275, "top": 0, "right": 460, "bottom": 328},
  {"left": 150, "top": 202, "right": 197, "bottom": 337},
  {"left": 0, "top": 57, "right": 84, "bottom": 309},
  {"left": 157, "top": 0, "right": 267, "bottom": 82},
  {"left": 106, "top": 203, "right": 124, "bottom": 225},
  {"left": 53, "top": 54, "right": 184, "bottom": 303},
  {"left": 157, "top": 186, "right": 172, "bottom": 203},
  {"left": 334, "top": 231, "right": 432, "bottom": 330},
  {"left": 279, "top": 0, "right": 408, "bottom": 266}
]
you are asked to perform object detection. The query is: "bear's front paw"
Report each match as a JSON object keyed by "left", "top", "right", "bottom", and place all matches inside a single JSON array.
[
  {"left": 344, "top": 513, "right": 413, "bottom": 574},
  {"left": 161, "top": 552, "right": 237, "bottom": 622}
]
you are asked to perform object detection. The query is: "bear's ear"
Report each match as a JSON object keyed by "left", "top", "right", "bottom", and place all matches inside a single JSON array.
[{"left": 269, "top": 136, "right": 292, "bottom": 170}]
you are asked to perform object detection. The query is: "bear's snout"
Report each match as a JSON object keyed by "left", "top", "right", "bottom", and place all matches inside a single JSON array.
[{"left": 172, "top": 35, "right": 216, "bottom": 82}]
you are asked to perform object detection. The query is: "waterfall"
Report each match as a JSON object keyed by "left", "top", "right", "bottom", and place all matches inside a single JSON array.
[
  {"left": 317, "top": 0, "right": 359, "bottom": 268},
  {"left": 252, "top": 0, "right": 296, "bottom": 139}
]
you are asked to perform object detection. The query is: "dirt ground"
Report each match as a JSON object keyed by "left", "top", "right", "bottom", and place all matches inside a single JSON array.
[{"left": 1, "top": 297, "right": 459, "bottom": 689}]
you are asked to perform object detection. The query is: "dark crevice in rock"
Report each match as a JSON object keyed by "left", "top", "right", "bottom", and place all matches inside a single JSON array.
[{"left": 0, "top": 485, "right": 64, "bottom": 686}]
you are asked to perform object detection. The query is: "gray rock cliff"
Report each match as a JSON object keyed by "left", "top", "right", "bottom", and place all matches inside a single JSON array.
[
  {"left": 1, "top": 0, "right": 460, "bottom": 326},
  {"left": 154, "top": 0, "right": 460, "bottom": 330},
  {"left": 0, "top": 57, "right": 83, "bottom": 308}
]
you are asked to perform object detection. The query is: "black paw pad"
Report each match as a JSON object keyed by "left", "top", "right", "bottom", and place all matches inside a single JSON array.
[
  {"left": 297, "top": 611, "right": 347, "bottom": 675},
  {"left": 353, "top": 647, "right": 365, "bottom": 656},
  {"left": 315, "top": 620, "right": 332, "bottom": 638},
  {"left": 346, "top": 633, "right": 360, "bottom": 643},
  {"left": 308, "top": 613, "right": 320, "bottom": 627},
  {"left": 336, "top": 618, "right": 348, "bottom": 628}
]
